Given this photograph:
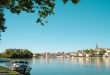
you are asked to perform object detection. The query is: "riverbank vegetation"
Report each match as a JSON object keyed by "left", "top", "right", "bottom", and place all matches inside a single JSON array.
[
  {"left": 0, "top": 66, "right": 21, "bottom": 75},
  {"left": 81, "top": 49, "right": 106, "bottom": 57},
  {"left": 0, "top": 49, "right": 33, "bottom": 58},
  {"left": 34, "top": 53, "right": 41, "bottom": 58}
]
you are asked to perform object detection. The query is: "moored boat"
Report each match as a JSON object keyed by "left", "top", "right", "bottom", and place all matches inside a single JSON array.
[{"left": 10, "top": 60, "right": 31, "bottom": 74}]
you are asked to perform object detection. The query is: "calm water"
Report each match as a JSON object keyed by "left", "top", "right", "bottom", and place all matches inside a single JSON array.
[{"left": 0, "top": 57, "right": 110, "bottom": 75}]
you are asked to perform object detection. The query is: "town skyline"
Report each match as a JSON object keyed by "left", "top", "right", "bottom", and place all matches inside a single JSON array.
[{"left": 0, "top": 43, "right": 110, "bottom": 53}]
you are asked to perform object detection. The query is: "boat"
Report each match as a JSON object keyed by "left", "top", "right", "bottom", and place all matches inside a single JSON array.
[{"left": 10, "top": 60, "right": 31, "bottom": 74}]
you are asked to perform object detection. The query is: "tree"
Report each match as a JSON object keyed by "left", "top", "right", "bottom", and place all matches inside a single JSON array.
[
  {"left": 89, "top": 49, "right": 95, "bottom": 54},
  {"left": 0, "top": 0, "right": 79, "bottom": 38},
  {"left": 99, "top": 50, "right": 106, "bottom": 56},
  {"left": 1, "top": 48, "right": 33, "bottom": 58},
  {"left": 87, "top": 49, "right": 96, "bottom": 57},
  {"left": 83, "top": 49, "right": 89, "bottom": 53}
]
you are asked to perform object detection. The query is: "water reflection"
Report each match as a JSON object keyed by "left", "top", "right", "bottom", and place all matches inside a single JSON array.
[
  {"left": 31, "top": 57, "right": 110, "bottom": 75},
  {"left": 0, "top": 57, "right": 110, "bottom": 75},
  {"left": 37, "top": 57, "right": 110, "bottom": 68}
]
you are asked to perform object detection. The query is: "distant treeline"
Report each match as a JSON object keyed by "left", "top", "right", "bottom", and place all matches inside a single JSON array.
[
  {"left": 0, "top": 49, "right": 33, "bottom": 58},
  {"left": 79, "top": 49, "right": 106, "bottom": 57}
]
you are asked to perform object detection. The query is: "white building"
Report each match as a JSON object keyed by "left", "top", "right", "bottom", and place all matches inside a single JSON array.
[
  {"left": 85, "top": 54, "right": 90, "bottom": 57},
  {"left": 104, "top": 48, "right": 110, "bottom": 57},
  {"left": 78, "top": 53, "right": 85, "bottom": 57}
]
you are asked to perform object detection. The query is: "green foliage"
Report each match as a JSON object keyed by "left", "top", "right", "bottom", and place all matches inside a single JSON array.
[
  {"left": 83, "top": 49, "right": 97, "bottom": 57},
  {"left": 0, "top": 66, "right": 21, "bottom": 75},
  {"left": 83, "top": 49, "right": 96, "bottom": 54},
  {"left": 0, "top": 0, "right": 79, "bottom": 37},
  {"left": 89, "top": 49, "right": 95, "bottom": 54},
  {"left": 83, "top": 49, "right": 89, "bottom": 53},
  {"left": 35, "top": 53, "right": 41, "bottom": 58},
  {"left": 82, "top": 49, "right": 107, "bottom": 57},
  {"left": 0, "top": 53, "right": 3, "bottom": 57},
  {"left": 99, "top": 50, "right": 106, "bottom": 56},
  {"left": 1, "top": 49, "right": 33, "bottom": 58}
]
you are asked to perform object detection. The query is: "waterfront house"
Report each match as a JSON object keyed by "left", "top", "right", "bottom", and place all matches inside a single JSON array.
[
  {"left": 78, "top": 53, "right": 85, "bottom": 57},
  {"left": 103, "top": 48, "right": 110, "bottom": 57},
  {"left": 85, "top": 54, "right": 90, "bottom": 57}
]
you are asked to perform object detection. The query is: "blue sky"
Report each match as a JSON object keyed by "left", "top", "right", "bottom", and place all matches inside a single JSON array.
[{"left": 0, "top": 0, "right": 110, "bottom": 53}]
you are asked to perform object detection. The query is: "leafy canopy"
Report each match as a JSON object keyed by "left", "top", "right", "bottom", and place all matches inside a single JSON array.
[
  {"left": 1, "top": 48, "right": 33, "bottom": 58},
  {"left": 0, "top": 0, "right": 79, "bottom": 34}
]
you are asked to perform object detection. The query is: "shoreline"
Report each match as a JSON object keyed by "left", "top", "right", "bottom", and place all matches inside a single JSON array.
[{"left": 0, "top": 66, "right": 21, "bottom": 75}]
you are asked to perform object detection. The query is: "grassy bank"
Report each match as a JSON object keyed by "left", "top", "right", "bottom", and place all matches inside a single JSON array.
[{"left": 0, "top": 66, "right": 21, "bottom": 75}]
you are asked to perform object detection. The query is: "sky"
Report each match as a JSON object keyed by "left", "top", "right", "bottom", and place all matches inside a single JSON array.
[{"left": 0, "top": 0, "right": 110, "bottom": 53}]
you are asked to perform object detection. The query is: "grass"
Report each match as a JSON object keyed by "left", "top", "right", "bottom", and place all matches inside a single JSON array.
[{"left": 0, "top": 66, "right": 21, "bottom": 75}]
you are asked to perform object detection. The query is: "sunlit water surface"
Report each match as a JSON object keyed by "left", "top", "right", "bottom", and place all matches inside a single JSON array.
[{"left": 0, "top": 57, "right": 110, "bottom": 75}]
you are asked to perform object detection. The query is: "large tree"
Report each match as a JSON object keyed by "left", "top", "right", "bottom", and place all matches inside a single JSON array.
[
  {"left": 1, "top": 48, "right": 33, "bottom": 58},
  {"left": 99, "top": 49, "right": 106, "bottom": 56},
  {"left": 0, "top": 0, "right": 79, "bottom": 37}
]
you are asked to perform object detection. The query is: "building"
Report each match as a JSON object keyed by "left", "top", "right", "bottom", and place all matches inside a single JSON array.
[
  {"left": 95, "top": 43, "right": 100, "bottom": 54},
  {"left": 103, "top": 48, "right": 110, "bottom": 57}
]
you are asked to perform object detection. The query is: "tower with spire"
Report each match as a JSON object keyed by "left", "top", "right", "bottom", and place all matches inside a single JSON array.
[
  {"left": 96, "top": 43, "right": 99, "bottom": 49},
  {"left": 95, "top": 43, "right": 100, "bottom": 51}
]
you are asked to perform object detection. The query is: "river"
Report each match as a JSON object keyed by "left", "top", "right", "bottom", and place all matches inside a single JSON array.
[{"left": 0, "top": 57, "right": 110, "bottom": 75}]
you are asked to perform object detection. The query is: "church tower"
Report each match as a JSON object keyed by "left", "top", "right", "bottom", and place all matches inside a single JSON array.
[
  {"left": 95, "top": 43, "right": 100, "bottom": 51},
  {"left": 96, "top": 43, "right": 99, "bottom": 49}
]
